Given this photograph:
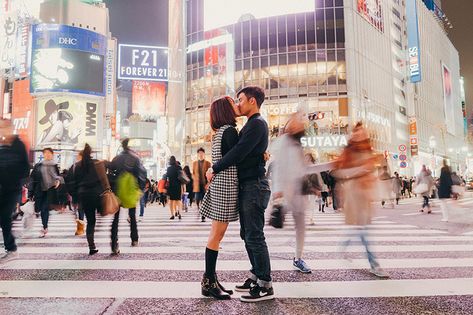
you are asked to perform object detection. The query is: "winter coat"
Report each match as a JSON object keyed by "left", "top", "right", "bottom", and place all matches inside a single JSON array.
[{"left": 438, "top": 166, "right": 453, "bottom": 199}]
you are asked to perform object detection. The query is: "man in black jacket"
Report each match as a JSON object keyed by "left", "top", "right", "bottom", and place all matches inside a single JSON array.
[
  {"left": 0, "top": 119, "right": 30, "bottom": 262},
  {"left": 207, "top": 86, "right": 273, "bottom": 302},
  {"left": 106, "top": 138, "right": 147, "bottom": 254}
]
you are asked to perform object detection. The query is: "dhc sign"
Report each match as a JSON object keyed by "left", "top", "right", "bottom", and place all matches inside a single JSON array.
[{"left": 406, "top": 0, "right": 422, "bottom": 83}]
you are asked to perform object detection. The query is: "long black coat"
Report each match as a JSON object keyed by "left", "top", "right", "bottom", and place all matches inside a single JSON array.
[{"left": 438, "top": 166, "right": 453, "bottom": 199}]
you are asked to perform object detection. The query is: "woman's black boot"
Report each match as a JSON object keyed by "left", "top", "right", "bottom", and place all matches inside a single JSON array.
[
  {"left": 215, "top": 274, "right": 233, "bottom": 295},
  {"left": 201, "top": 274, "right": 231, "bottom": 300}
]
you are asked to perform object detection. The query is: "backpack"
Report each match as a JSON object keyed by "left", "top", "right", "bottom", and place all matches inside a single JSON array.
[{"left": 116, "top": 171, "right": 142, "bottom": 208}]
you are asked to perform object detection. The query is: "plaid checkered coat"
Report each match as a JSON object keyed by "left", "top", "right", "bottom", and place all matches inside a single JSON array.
[{"left": 200, "top": 125, "right": 239, "bottom": 222}]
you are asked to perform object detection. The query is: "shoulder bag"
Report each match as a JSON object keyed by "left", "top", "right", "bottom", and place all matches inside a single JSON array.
[{"left": 94, "top": 161, "right": 120, "bottom": 216}]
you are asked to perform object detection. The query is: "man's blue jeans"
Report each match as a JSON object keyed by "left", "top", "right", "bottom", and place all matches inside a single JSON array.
[
  {"left": 239, "top": 178, "right": 272, "bottom": 287},
  {"left": 139, "top": 194, "right": 146, "bottom": 217}
]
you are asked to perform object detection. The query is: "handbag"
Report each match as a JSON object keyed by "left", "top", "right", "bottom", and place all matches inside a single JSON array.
[
  {"left": 178, "top": 170, "right": 190, "bottom": 184},
  {"left": 414, "top": 183, "right": 428, "bottom": 194},
  {"left": 268, "top": 199, "right": 285, "bottom": 229},
  {"left": 301, "top": 174, "right": 322, "bottom": 195},
  {"left": 94, "top": 161, "right": 120, "bottom": 216}
]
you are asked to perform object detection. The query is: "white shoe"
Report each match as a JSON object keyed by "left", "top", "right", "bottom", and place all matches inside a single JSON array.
[
  {"left": 370, "top": 267, "right": 389, "bottom": 278},
  {"left": 0, "top": 251, "right": 19, "bottom": 264}
]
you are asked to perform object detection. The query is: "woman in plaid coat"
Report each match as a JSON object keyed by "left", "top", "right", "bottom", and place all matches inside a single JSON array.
[{"left": 200, "top": 96, "right": 239, "bottom": 300}]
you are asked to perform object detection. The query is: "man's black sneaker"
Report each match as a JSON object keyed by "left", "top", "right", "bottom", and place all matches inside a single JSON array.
[
  {"left": 235, "top": 278, "right": 257, "bottom": 292},
  {"left": 240, "top": 284, "right": 274, "bottom": 302}
]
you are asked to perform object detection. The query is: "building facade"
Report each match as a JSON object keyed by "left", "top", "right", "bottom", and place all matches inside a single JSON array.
[{"left": 182, "top": 0, "right": 466, "bottom": 175}]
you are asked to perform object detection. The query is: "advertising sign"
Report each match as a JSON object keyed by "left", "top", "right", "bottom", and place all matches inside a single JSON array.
[
  {"left": 30, "top": 24, "right": 107, "bottom": 96},
  {"left": 408, "top": 116, "right": 418, "bottom": 157},
  {"left": 132, "top": 80, "right": 166, "bottom": 118},
  {"left": 118, "top": 44, "right": 169, "bottom": 82},
  {"left": 442, "top": 63, "right": 455, "bottom": 135},
  {"left": 106, "top": 38, "right": 117, "bottom": 114},
  {"left": 36, "top": 96, "right": 101, "bottom": 149},
  {"left": 15, "top": 15, "right": 30, "bottom": 77},
  {"left": 0, "top": 11, "right": 18, "bottom": 69},
  {"left": 301, "top": 135, "right": 348, "bottom": 148},
  {"left": 406, "top": 0, "right": 422, "bottom": 83},
  {"left": 357, "top": 0, "right": 384, "bottom": 32},
  {"left": 12, "top": 79, "right": 34, "bottom": 153}
]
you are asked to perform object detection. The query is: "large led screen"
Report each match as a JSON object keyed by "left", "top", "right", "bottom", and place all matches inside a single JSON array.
[
  {"left": 30, "top": 24, "right": 106, "bottom": 96},
  {"left": 31, "top": 48, "right": 105, "bottom": 95},
  {"left": 203, "top": 0, "right": 315, "bottom": 31}
]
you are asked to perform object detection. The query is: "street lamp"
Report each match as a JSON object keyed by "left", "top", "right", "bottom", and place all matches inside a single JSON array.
[{"left": 429, "top": 136, "right": 436, "bottom": 176}]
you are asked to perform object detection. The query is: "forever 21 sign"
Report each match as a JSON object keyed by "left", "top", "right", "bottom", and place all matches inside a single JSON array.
[{"left": 118, "top": 44, "right": 169, "bottom": 82}]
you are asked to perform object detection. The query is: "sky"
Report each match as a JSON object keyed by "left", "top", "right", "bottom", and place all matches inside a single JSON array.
[{"left": 442, "top": 0, "right": 473, "bottom": 118}]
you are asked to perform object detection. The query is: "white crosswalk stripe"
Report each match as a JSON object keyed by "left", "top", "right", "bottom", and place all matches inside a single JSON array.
[{"left": 0, "top": 205, "right": 472, "bottom": 300}]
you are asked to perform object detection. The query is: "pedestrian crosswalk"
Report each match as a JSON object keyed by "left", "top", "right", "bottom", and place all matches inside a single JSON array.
[{"left": 1, "top": 205, "right": 473, "bottom": 302}]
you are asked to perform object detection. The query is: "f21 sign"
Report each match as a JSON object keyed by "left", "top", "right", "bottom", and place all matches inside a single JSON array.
[{"left": 118, "top": 44, "right": 169, "bottom": 82}]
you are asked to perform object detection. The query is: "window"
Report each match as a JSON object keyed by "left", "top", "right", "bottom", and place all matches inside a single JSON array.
[
  {"left": 278, "top": 16, "right": 287, "bottom": 53},
  {"left": 296, "top": 14, "right": 306, "bottom": 50},
  {"left": 243, "top": 21, "right": 250, "bottom": 57},
  {"left": 287, "top": 15, "right": 296, "bottom": 51},
  {"left": 268, "top": 18, "right": 277, "bottom": 54},
  {"left": 260, "top": 19, "right": 268, "bottom": 54},
  {"left": 306, "top": 13, "right": 316, "bottom": 49}
]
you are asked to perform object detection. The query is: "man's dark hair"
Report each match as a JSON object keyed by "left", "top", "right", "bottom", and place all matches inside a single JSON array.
[
  {"left": 237, "top": 86, "right": 265, "bottom": 108},
  {"left": 122, "top": 138, "right": 130, "bottom": 151},
  {"left": 43, "top": 147, "right": 54, "bottom": 154},
  {"left": 197, "top": 147, "right": 205, "bottom": 154}
]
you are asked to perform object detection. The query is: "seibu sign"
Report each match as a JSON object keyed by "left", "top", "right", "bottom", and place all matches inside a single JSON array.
[
  {"left": 118, "top": 44, "right": 169, "bottom": 82},
  {"left": 301, "top": 135, "right": 348, "bottom": 148}
]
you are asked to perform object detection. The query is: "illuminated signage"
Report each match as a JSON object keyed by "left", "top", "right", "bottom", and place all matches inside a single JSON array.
[
  {"left": 118, "top": 44, "right": 169, "bottom": 82},
  {"left": 406, "top": 0, "right": 422, "bottom": 83},
  {"left": 30, "top": 24, "right": 107, "bottom": 96},
  {"left": 357, "top": 0, "right": 384, "bottom": 32},
  {"left": 301, "top": 135, "right": 348, "bottom": 148}
]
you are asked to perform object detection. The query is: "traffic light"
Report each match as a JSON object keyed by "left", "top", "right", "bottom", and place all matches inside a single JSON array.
[{"left": 308, "top": 112, "right": 325, "bottom": 121}]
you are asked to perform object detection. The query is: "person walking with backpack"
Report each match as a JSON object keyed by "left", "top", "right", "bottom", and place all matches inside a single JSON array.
[
  {"left": 73, "top": 144, "right": 102, "bottom": 255},
  {"left": 0, "top": 119, "right": 30, "bottom": 263},
  {"left": 29, "top": 147, "right": 63, "bottom": 238},
  {"left": 106, "top": 138, "right": 147, "bottom": 255}
]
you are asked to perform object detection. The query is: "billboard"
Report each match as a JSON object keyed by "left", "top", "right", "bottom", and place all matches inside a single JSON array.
[
  {"left": 406, "top": 0, "right": 422, "bottom": 83},
  {"left": 30, "top": 24, "right": 107, "bottom": 96},
  {"left": 12, "top": 79, "right": 34, "bottom": 153},
  {"left": 132, "top": 81, "right": 166, "bottom": 118},
  {"left": 442, "top": 63, "right": 455, "bottom": 135},
  {"left": 203, "top": 0, "right": 314, "bottom": 31},
  {"left": 36, "top": 96, "right": 101, "bottom": 149},
  {"left": 0, "top": 11, "right": 18, "bottom": 69},
  {"left": 118, "top": 44, "right": 169, "bottom": 82},
  {"left": 357, "top": 0, "right": 384, "bottom": 32},
  {"left": 408, "top": 116, "right": 418, "bottom": 157}
]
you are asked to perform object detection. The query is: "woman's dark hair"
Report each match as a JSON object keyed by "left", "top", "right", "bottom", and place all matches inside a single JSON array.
[
  {"left": 210, "top": 96, "right": 237, "bottom": 131},
  {"left": 81, "top": 143, "right": 92, "bottom": 170},
  {"left": 183, "top": 165, "right": 191, "bottom": 177},
  {"left": 169, "top": 155, "right": 177, "bottom": 166}
]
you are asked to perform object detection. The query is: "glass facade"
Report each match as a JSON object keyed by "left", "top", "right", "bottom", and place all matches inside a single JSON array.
[{"left": 185, "top": 0, "right": 347, "bottom": 163}]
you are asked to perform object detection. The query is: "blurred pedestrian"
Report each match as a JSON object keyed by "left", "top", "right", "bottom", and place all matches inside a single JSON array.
[
  {"left": 106, "top": 138, "right": 147, "bottom": 254},
  {"left": 393, "top": 172, "right": 402, "bottom": 205},
  {"left": 183, "top": 165, "right": 194, "bottom": 210},
  {"left": 438, "top": 159, "right": 453, "bottom": 222},
  {"left": 0, "top": 119, "right": 29, "bottom": 263},
  {"left": 73, "top": 144, "right": 102, "bottom": 255},
  {"left": 193, "top": 148, "right": 211, "bottom": 222},
  {"left": 139, "top": 177, "right": 151, "bottom": 221},
  {"left": 65, "top": 151, "right": 85, "bottom": 236},
  {"left": 334, "top": 122, "right": 388, "bottom": 278},
  {"left": 199, "top": 96, "right": 240, "bottom": 300},
  {"left": 416, "top": 165, "right": 434, "bottom": 214},
  {"left": 379, "top": 166, "right": 394, "bottom": 208},
  {"left": 29, "top": 147, "right": 63, "bottom": 238},
  {"left": 206, "top": 86, "right": 273, "bottom": 302},
  {"left": 272, "top": 111, "right": 321, "bottom": 274},
  {"left": 165, "top": 156, "right": 183, "bottom": 220}
]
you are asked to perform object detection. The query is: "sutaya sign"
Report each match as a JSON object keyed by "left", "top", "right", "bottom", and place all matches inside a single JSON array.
[
  {"left": 118, "top": 44, "right": 169, "bottom": 82},
  {"left": 301, "top": 135, "right": 348, "bottom": 148}
]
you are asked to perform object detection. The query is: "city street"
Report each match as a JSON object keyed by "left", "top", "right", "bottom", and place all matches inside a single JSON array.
[{"left": 1, "top": 195, "right": 473, "bottom": 314}]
